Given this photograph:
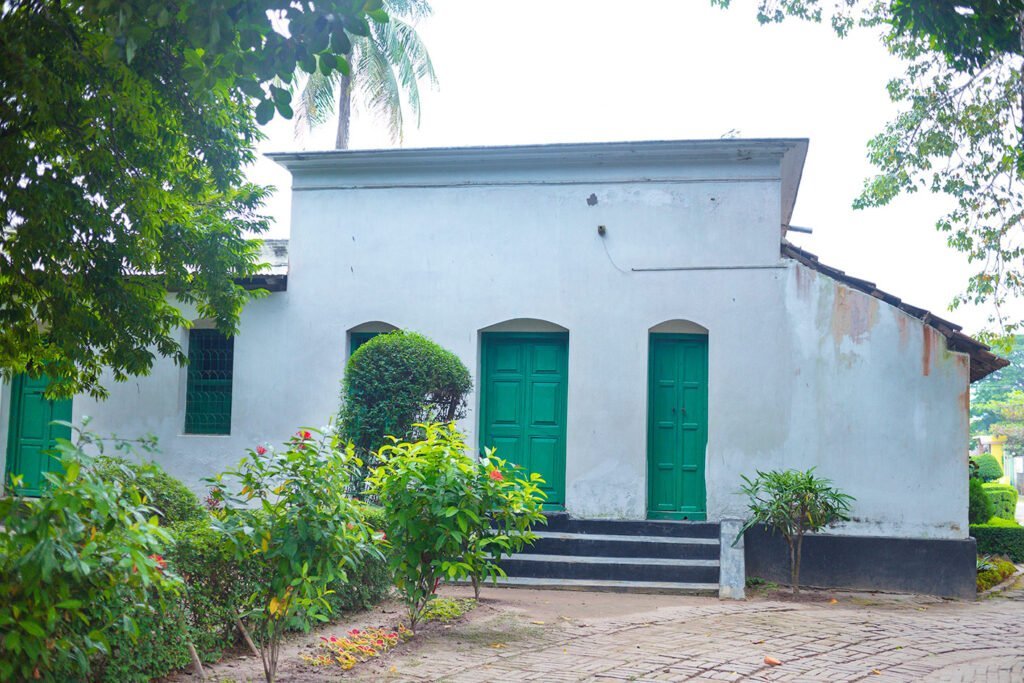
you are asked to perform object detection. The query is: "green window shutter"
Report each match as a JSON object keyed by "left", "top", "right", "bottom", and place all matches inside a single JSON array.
[{"left": 185, "top": 329, "right": 234, "bottom": 435}]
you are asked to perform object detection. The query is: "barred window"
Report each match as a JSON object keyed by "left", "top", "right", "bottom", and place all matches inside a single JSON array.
[{"left": 185, "top": 329, "right": 234, "bottom": 435}]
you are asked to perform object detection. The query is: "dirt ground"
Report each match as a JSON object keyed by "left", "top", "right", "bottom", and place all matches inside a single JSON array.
[
  {"left": 164, "top": 585, "right": 690, "bottom": 683},
  {"left": 163, "top": 580, "right": 1024, "bottom": 682}
]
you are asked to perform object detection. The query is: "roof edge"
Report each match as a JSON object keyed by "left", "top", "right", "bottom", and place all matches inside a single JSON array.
[{"left": 782, "top": 241, "right": 1009, "bottom": 383}]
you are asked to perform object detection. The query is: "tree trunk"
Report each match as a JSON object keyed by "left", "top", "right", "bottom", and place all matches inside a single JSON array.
[
  {"left": 471, "top": 574, "right": 480, "bottom": 600},
  {"left": 787, "top": 537, "right": 799, "bottom": 596},
  {"left": 792, "top": 533, "right": 803, "bottom": 596},
  {"left": 335, "top": 71, "right": 353, "bottom": 150}
]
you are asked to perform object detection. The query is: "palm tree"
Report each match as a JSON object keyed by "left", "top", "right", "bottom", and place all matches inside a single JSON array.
[{"left": 294, "top": 0, "right": 437, "bottom": 149}]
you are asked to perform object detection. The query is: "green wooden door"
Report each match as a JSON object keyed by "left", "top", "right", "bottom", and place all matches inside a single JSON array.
[
  {"left": 5, "top": 375, "right": 72, "bottom": 496},
  {"left": 480, "top": 333, "right": 568, "bottom": 508},
  {"left": 647, "top": 334, "right": 708, "bottom": 520}
]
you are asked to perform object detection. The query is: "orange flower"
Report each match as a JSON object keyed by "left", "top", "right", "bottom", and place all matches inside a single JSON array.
[
  {"left": 489, "top": 469, "right": 504, "bottom": 481},
  {"left": 148, "top": 554, "right": 167, "bottom": 571}
]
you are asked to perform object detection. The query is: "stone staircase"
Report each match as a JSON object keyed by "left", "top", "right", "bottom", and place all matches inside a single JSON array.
[{"left": 497, "top": 515, "right": 722, "bottom": 594}]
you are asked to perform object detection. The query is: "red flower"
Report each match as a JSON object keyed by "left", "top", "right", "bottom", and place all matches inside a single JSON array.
[
  {"left": 489, "top": 469, "right": 504, "bottom": 481},
  {"left": 148, "top": 554, "right": 167, "bottom": 571},
  {"left": 256, "top": 445, "right": 267, "bottom": 455},
  {"left": 298, "top": 430, "right": 311, "bottom": 440},
  {"left": 375, "top": 531, "right": 387, "bottom": 541}
]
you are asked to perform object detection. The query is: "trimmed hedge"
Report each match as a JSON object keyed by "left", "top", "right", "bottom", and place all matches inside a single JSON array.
[
  {"left": 971, "top": 519, "right": 1024, "bottom": 563},
  {"left": 91, "top": 456, "right": 205, "bottom": 524},
  {"left": 969, "top": 478, "right": 994, "bottom": 524},
  {"left": 983, "top": 483, "right": 1019, "bottom": 521},
  {"left": 971, "top": 453, "right": 1004, "bottom": 482},
  {"left": 93, "top": 507, "right": 393, "bottom": 681}
]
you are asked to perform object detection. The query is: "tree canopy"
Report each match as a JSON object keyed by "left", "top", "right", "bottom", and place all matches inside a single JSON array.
[
  {"left": 1, "top": 1, "right": 383, "bottom": 398},
  {"left": 295, "top": 0, "right": 437, "bottom": 148},
  {"left": 713, "top": 0, "right": 1024, "bottom": 338}
]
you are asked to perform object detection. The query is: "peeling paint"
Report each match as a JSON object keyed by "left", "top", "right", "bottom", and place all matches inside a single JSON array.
[{"left": 831, "top": 285, "right": 878, "bottom": 347}]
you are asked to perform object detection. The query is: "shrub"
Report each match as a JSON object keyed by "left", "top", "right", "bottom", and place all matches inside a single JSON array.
[
  {"left": 969, "top": 477, "right": 995, "bottom": 524},
  {"left": 339, "top": 331, "right": 472, "bottom": 489},
  {"left": 971, "top": 453, "right": 1004, "bottom": 482},
  {"left": 739, "top": 468, "right": 854, "bottom": 596},
  {"left": 982, "top": 482, "right": 1019, "bottom": 521},
  {"left": 0, "top": 428, "right": 176, "bottom": 682},
  {"left": 976, "top": 555, "right": 1017, "bottom": 592},
  {"left": 208, "top": 428, "right": 380, "bottom": 682},
  {"left": 971, "top": 519, "right": 1024, "bottom": 562},
  {"left": 91, "top": 456, "right": 205, "bottom": 524},
  {"left": 368, "top": 423, "right": 546, "bottom": 631},
  {"left": 95, "top": 505, "right": 393, "bottom": 682}
]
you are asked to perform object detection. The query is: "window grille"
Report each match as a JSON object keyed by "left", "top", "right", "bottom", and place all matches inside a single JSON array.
[{"left": 185, "top": 329, "right": 234, "bottom": 434}]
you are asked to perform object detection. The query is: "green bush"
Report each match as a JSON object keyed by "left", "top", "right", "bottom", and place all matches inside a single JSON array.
[
  {"left": 0, "top": 430, "right": 176, "bottom": 682},
  {"left": 208, "top": 429, "right": 381, "bottom": 681},
  {"left": 982, "top": 483, "right": 1019, "bottom": 521},
  {"left": 976, "top": 555, "right": 1017, "bottom": 592},
  {"left": 971, "top": 453, "right": 1004, "bottom": 482},
  {"left": 969, "top": 477, "right": 995, "bottom": 524},
  {"left": 971, "top": 519, "right": 1024, "bottom": 562},
  {"left": 94, "top": 504, "right": 393, "bottom": 681},
  {"left": 339, "top": 330, "right": 472, "bottom": 459},
  {"left": 91, "top": 456, "right": 205, "bottom": 524},
  {"left": 368, "top": 423, "right": 545, "bottom": 631}
]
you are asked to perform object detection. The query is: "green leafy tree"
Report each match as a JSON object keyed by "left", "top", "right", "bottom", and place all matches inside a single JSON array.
[
  {"left": 0, "top": 426, "right": 177, "bottom": 681},
  {"left": 712, "top": 0, "right": 1024, "bottom": 335},
  {"left": 739, "top": 468, "right": 854, "bottom": 595},
  {"left": 207, "top": 428, "right": 380, "bottom": 683},
  {"left": 972, "top": 336, "right": 1024, "bottom": 432},
  {"left": 295, "top": 0, "right": 437, "bottom": 148},
  {"left": 367, "top": 423, "right": 546, "bottom": 631},
  {"left": 0, "top": 1, "right": 381, "bottom": 398}
]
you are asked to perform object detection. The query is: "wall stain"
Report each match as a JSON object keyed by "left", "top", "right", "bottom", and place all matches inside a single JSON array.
[
  {"left": 794, "top": 263, "right": 813, "bottom": 300},
  {"left": 896, "top": 314, "right": 910, "bottom": 350},
  {"left": 922, "top": 326, "right": 933, "bottom": 376},
  {"left": 831, "top": 284, "right": 879, "bottom": 347}
]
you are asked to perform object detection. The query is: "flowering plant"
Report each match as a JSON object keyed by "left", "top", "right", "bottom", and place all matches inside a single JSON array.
[
  {"left": 207, "top": 426, "right": 380, "bottom": 682},
  {"left": 301, "top": 625, "right": 411, "bottom": 670},
  {"left": 368, "top": 423, "right": 545, "bottom": 630}
]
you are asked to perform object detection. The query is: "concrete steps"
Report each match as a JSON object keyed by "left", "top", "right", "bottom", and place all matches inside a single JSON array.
[{"left": 498, "top": 515, "right": 721, "bottom": 594}]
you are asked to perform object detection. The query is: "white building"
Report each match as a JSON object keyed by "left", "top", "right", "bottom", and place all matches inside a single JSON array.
[{"left": 1, "top": 139, "right": 1006, "bottom": 597}]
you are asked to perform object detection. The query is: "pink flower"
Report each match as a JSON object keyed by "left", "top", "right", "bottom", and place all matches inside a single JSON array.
[
  {"left": 489, "top": 469, "right": 504, "bottom": 481},
  {"left": 256, "top": 444, "right": 267, "bottom": 455}
]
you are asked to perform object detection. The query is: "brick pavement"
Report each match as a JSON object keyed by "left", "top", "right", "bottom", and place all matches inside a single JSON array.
[{"left": 349, "top": 576, "right": 1024, "bottom": 682}]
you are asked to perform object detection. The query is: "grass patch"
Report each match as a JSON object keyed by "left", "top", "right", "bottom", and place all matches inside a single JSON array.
[{"left": 422, "top": 597, "right": 477, "bottom": 624}]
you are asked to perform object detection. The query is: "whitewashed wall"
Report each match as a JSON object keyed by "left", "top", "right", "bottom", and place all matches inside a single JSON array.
[{"left": 2, "top": 140, "right": 970, "bottom": 540}]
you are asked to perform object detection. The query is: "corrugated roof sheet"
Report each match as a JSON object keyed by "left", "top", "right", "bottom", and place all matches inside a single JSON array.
[{"left": 781, "top": 241, "right": 1009, "bottom": 383}]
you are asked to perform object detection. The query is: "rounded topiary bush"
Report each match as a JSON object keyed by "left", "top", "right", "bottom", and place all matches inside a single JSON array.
[
  {"left": 971, "top": 453, "right": 1004, "bottom": 483},
  {"left": 969, "top": 477, "right": 995, "bottom": 524},
  {"left": 339, "top": 330, "right": 472, "bottom": 454},
  {"left": 91, "top": 457, "right": 205, "bottom": 524}
]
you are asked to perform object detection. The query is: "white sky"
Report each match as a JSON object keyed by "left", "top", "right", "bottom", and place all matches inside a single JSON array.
[{"left": 247, "top": 0, "right": 1023, "bottom": 337}]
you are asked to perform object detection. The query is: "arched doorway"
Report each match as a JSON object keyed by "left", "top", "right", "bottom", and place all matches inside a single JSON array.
[{"left": 647, "top": 320, "right": 709, "bottom": 520}]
